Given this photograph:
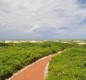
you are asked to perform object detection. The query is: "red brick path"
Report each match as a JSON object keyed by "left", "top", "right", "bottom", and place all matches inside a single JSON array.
[{"left": 11, "top": 56, "right": 52, "bottom": 80}]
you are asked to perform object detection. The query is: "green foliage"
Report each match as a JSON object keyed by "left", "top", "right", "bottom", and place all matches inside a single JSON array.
[
  {"left": 46, "top": 47, "right": 86, "bottom": 80},
  {"left": 0, "top": 42, "right": 72, "bottom": 80}
]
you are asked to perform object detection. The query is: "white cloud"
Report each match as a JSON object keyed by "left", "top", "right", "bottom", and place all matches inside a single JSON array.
[
  {"left": 27, "top": 25, "right": 41, "bottom": 33},
  {"left": 0, "top": 0, "right": 86, "bottom": 39}
]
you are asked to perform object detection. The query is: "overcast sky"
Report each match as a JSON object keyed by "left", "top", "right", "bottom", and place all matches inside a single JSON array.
[{"left": 0, "top": 0, "right": 86, "bottom": 40}]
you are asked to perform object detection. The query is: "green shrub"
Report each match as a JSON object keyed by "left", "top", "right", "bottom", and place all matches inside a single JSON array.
[{"left": 46, "top": 47, "right": 86, "bottom": 80}]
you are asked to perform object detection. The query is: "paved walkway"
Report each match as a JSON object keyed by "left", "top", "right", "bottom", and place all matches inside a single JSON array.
[
  {"left": 9, "top": 51, "right": 63, "bottom": 80},
  {"left": 10, "top": 56, "right": 52, "bottom": 80}
]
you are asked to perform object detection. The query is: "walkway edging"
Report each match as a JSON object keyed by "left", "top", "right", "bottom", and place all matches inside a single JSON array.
[
  {"left": 44, "top": 50, "right": 65, "bottom": 79},
  {"left": 7, "top": 50, "right": 65, "bottom": 80}
]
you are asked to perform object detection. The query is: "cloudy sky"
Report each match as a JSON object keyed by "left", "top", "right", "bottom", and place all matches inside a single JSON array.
[{"left": 0, "top": 0, "right": 86, "bottom": 40}]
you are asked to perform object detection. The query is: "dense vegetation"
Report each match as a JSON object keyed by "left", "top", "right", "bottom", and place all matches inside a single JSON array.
[
  {"left": 46, "top": 46, "right": 86, "bottom": 80},
  {"left": 0, "top": 42, "right": 73, "bottom": 80}
]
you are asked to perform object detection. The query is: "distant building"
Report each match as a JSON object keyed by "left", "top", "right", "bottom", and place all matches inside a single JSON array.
[
  {"left": 78, "top": 42, "right": 86, "bottom": 45},
  {"left": 29, "top": 40, "right": 38, "bottom": 43},
  {"left": 5, "top": 41, "right": 12, "bottom": 43},
  {"left": 12, "top": 41, "right": 19, "bottom": 43}
]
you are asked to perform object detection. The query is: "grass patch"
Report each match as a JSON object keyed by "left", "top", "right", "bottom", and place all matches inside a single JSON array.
[
  {"left": 46, "top": 47, "right": 86, "bottom": 80},
  {"left": 0, "top": 42, "right": 73, "bottom": 80}
]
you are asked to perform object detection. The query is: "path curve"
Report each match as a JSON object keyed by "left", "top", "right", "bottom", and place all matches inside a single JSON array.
[{"left": 8, "top": 51, "right": 63, "bottom": 80}]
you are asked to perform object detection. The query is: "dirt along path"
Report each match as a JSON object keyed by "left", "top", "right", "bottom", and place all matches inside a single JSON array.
[{"left": 8, "top": 51, "right": 63, "bottom": 80}]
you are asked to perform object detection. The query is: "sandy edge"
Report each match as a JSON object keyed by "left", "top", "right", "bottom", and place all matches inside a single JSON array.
[
  {"left": 44, "top": 50, "right": 65, "bottom": 79},
  {"left": 44, "top": 62, "right": 49, "bottom": 79}
]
